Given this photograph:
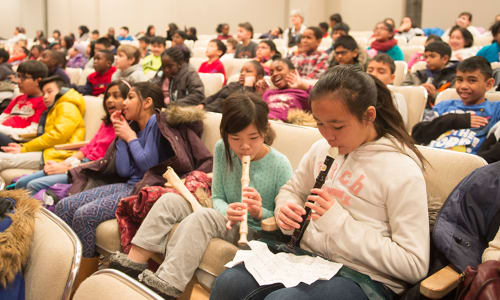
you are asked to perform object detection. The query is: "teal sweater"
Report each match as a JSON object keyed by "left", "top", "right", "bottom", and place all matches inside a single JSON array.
[{"left": 211, "top": 140, "right": 293, "bottom": 231}]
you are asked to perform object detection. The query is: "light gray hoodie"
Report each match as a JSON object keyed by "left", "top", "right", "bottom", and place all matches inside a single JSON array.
[{"left": 275, "top": 136, "right": 429, "bottom": 294}]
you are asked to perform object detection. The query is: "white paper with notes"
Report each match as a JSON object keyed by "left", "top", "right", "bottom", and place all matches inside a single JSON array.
[{"left": 225, "top": 240, "right": 343, "bottom": 288}]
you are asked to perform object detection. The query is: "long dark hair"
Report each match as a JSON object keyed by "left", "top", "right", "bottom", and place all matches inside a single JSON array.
[
  {"left": 310, "top": 66, "right": 426, "bottom": 167},
  {"left": 220, "top": 92, "right": 275, "bottom": 170},
  {"left": 259, "top": 40, "right": 282, "bottom": 60},
  {"left": 131, "top": 81, "right": 165, "bottom": 113},
  {"left": 102, "top": 80, "right": 130, "bottom": 125}
]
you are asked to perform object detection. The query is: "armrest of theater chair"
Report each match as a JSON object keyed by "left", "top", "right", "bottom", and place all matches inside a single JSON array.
[
  {"left": 18, "top": 132, "right": 37, "bottom": 139},
  {"left": 54, "top": 141, "right": 89, "bottom": 150},
  {"left": 261, "top": 217, "right": 278, "bottom": 231},
  {"left": 420, "top": 265, "right": 463, "bottom": 299}
]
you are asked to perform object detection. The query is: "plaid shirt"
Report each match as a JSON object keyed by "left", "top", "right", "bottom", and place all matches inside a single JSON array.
[{"left": 290, "top": 50, "right": 329, "bottom": 79}]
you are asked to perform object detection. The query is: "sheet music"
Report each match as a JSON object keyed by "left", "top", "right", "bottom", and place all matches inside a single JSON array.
[{"left": 225, "top": 240, "right": 343, "bottom": 288}]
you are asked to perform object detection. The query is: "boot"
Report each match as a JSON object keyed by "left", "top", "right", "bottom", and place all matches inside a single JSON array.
[
  {"left": 109, "top": 251, "right": 148, "bottom": 279},
  {"left": 72, "top": 256, "right": 99, "bottom": 295}
]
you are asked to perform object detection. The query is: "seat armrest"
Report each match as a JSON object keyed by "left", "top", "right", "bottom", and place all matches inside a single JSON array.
[
  {"left": 420, "top": 265, "right": 463, "bottom": 299},
  {"left": 261, "top": 217, "right": 278, "bottom": 231},
  {"left": 54, "top": 141, "right": 89, "bottom": 150}
]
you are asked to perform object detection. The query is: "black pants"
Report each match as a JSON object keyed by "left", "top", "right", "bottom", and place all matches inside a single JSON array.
[{"left": 0, "top": 132, "right": 15, "bottom": 147}]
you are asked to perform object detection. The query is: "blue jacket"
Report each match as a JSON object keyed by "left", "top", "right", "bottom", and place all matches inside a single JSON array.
[
  {"left": 432, "top": 161, "right": 500, "bottom": 272},
  {"left": 477, "top": 42, "right": 500, "bottom": 63}
]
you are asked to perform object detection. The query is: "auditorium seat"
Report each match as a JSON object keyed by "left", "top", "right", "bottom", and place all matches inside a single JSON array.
[{"left": 25, "top": 207, "right": 82, "bottom": 300}]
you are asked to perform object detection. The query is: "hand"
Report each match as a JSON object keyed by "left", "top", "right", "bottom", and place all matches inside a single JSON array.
[
  {"left": 111, "top": 111, "right": 137, "bottom": 143},
  {"left": 242, "top": 186, "right": 263, "bottom": 219},
  {"left": 421, "top": 83, "right": 436, "bottom": 98},
  {"left": 244, "top": 75, "right": 256, "bottom": 87},
  {"left": 226, "top": 202, "right": 247, "bottom": 230},
  {"left": 286, "top": 71, "right": 308, "bottom": 90},
  {"left": 255, "top": 79, "right": 269, "bottom": 95},
  {"left": 1, "top": 143, "right": 21, "bottom": 154},
  {"left": 304, "top": 188, "right": 335, "bottom": 220},
  {"left": 277, "top": 202, "right": 306, "bottom": 231},
  {"left": 43, "top": 161, "right": 71, "bottom": 175},
  {"left": 470, "top": 112, "right": 489, "bottom": 128}
]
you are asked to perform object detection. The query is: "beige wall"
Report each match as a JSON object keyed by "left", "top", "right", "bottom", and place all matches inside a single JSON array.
[
  {"left": 422, "top": 0, "right": 500, "bottom": 31},
  {"left": 1, "top": 0, "right": 499, "bottom": 40}
]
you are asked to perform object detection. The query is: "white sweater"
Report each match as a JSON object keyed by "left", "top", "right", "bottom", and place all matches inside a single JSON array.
[{"left": 275, "top": 137, "right": 430, "bottom": 294}]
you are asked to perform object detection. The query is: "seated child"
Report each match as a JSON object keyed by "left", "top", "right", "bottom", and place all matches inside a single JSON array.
[
  {"left": 15, "top": 81, "right": 129, "bottom": 194},
  {"left": 39, "top": 49, "right": 71, "bottom": 84},
  {"left": 290, "top": 26, "right": 329, "bottom": 79},
  {"left": 448, "top": 26, "right": 476, "bottom": 62},
  {"left": 77, "top": 50, "right": 116, "bottom": 96},
  {"left": 367, "top": 54, "right": 408, "bottom": 127},
  {"left": 138, "top": 36, "right": 151, "bottom": 58},
  {"left": 8, "top": 41, "right": 28, "bottom": 66},
  {"left": 0, "top": 61, "right": 48, "bottom": 146},
  {"left": 0, "top": 49, "right": 14, "bottom": 81},
  {"left": 0, "top": 49, "right": 15, "bottom": 110},
  {"left": 257, "top": 58, "right": 311, "bottom": 122},
  {"left": 198, "top": 39, "right": 227, "bottom": 83},
  {"left": 255, "top": 40, "right": 281, "bottom": 75},
  {"left": 403, "top": 41, "right": 457, "bottom": 106},
  {"left": 222, "top": 37, "right": 238, "bottom": 59},
  {"left": 211, "top": 66, "right": 429, "bottom": 300},
  {"left": 325, "top": 22, "right": 350, "bottom": 54},
  {"left": 329, "top": 35, "right": 368, "bottom": 71},
  {"left": 117, "top": 26, "right": 133, "bottom": 41},
  {"left": 202, "top": 60, "right": 264, "bottom": 112},
  {"left": 85, "top": 37, "right": 113, "bottom": 70},
  {"left": 172, "top": 30, "right": 187, "bottom": 47},
  {"left": 108, "top": 92, "right": 292, "bottom": 298},
  {"left": 216, "top": 23, "right": 232, "bottom": 40},
  {"left": 412, "top": 56, "right": 498, "bottom": 154},
  {"left": 234, "top": 22, "right": 258, "bottom": 59},
  {"left": 0, "top": 76, "right": 85, "bottom": 172},
  {"left": 152, "top": 46, "right": 204, "bottom": 105},
  {"left": 28, "top": 45, "right": 44, "bottom": 60},
  {"left": 66, "top": 43, "right": 88, "bottom": 69},
  {"left": 112, "top": 45, "right": 147, "bottom": 83},
  {"left": 369, "top": 21, "right": 404, "bottom": 61},
  {"left": 407, "top": 34, "right": 442, "bottom": 69},
  {"left": 477, "top": 21, "right": 500, "bottom": 63},
  {"left": 142, "top": 36, "right": 166, "bottom": 74}
]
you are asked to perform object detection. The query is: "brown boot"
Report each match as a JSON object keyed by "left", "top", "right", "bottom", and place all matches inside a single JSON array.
[{"left": 72, "top": 256, "right": 99, "bottom": 295}]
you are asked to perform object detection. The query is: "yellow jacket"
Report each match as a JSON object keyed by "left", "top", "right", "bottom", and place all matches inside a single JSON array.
[{"left": 21, "top": 88, "right": 86, "bottom": 162}]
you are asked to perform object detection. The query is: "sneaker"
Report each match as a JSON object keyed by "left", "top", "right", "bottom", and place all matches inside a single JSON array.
[
  {"left": 138, "top": 269, "right": 181, "bottom": 300},
  {"left": 108, "top": 252, "right": 148, "bottom": 279}
]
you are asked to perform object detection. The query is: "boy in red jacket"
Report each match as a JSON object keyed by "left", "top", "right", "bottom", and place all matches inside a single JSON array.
[{"left": 77, "top": 50, "right": 116, "bottom": 96}]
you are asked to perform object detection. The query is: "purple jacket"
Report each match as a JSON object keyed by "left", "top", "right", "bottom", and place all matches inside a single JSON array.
[{"left": 262, "top": 87, "right": 311, "bottom": 122}]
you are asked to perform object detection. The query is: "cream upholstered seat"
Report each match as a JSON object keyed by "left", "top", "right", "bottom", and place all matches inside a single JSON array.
[
  {"left": 65, "top": 68, "right": 82, "bottom": 85},
  {"left": 73, "top": 269, "right": 163, "bottom": 300},
  {"left": 221, "top": 58, "right": 251, "bottom": 78},
  {"left": 410, "top": 60, "right": 427, "bottom": 73},
  {"left": 0, "top": 95, "right": 105, "bottom": 184},
  {"left": 394, "top": 60, "right": 408, "bottom": 86},
  {"left": 435, "top": 88, "right": 500, "bottom": 105},
  {"left": 198, "top": 73, "right": 224, "bottom": 97},
  {"left": 25, "top": 207, "right": 81, "bottom": 300},
  {"left": 189, "top": 57, "right": 205, "bottom": 71},
  {"left": 95, "top": 112, "right": 322, "bottom": 296},
  {"left": 78, "top": 68, "right": 95, "bottom": 86},
  {"left": 388, "top": 85, "right": 427, "bottom": 132}
]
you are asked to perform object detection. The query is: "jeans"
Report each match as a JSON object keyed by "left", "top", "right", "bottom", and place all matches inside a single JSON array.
[
  {"left": 210, "top": 263, "right": 372, "bottom": 300},
  {"left": 15, "top": 170, "right": 68, "bottom": 195}
]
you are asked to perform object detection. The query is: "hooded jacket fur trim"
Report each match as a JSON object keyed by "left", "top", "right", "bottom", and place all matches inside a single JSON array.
[{"left": 0, "top": 190, "right": 40, "bottom": 288}]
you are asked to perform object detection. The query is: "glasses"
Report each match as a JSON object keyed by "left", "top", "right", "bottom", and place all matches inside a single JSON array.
[{"left": 16, "top": 73, "right": 33, "bottom": 81}]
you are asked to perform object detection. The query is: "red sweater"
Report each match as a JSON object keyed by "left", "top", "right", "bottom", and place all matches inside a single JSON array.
[
  {"left": 198, "top": 59, "right": 226, "bottom": 85},
  {"left": 1, "top": 94, "right": 46, "bottom": 128},
  {"left": 88, "top": 66, "right": 116, "bottom": 96}
]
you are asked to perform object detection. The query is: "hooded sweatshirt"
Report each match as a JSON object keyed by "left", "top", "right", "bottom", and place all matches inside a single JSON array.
[
  {"left": 262, "top": 87, "right": 311, "bottom": 121},
  {"left": 111, "top": 63, "right": 147, "bottom": 83},
  {"left": 21, "top": 88, "right": 85, "bottom": 163},
  {"left": 275, "top": 136, "right": 429, "bottom": 294}
]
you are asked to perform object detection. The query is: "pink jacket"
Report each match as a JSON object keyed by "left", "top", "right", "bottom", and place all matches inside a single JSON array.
[{"left": 80, "top": 122, "right": 115, "bottom": 161}]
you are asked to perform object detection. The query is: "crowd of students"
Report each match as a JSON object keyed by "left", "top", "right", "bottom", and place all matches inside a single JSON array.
[{"left": 0, "top": 9, "right": 500, "bottom": 300}]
